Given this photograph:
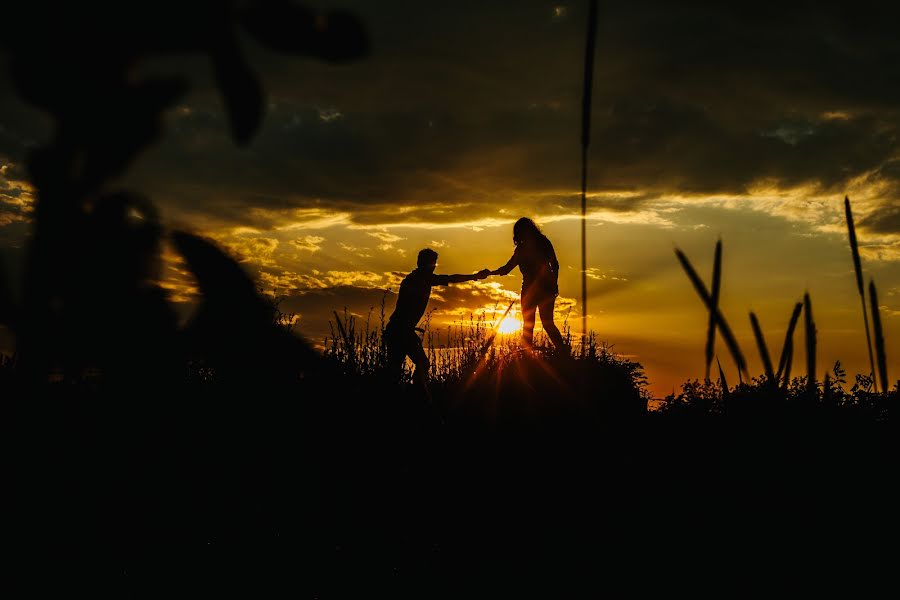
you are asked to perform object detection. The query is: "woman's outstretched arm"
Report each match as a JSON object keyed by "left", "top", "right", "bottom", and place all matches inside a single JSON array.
[{"left": 491, "top": 252, "right": 518, "bottom": 276}]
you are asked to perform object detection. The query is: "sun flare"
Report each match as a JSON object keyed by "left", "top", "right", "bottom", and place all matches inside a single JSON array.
[{"left": 497, "top": 316, "right": 522, "bottom": 334}]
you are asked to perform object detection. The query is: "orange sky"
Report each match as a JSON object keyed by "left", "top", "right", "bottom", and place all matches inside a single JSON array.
[
  {"left": 142, "top": 190, "right": 898, "bottom": 398},
  {"left": 2, "top": 2, "right": 900, "bottom": 397}
]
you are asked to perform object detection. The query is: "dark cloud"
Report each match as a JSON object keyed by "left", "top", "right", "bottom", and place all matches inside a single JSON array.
[
  {"left": 860, "top": 203, "right": 900, "bottom": 235},
  {"left": 6, "top": 1, "right": 900, "bottom": 229}
]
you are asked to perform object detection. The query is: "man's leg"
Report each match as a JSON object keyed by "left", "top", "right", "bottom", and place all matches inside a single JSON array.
[
  {"left": 407, "top": 333, "right": 443, "bottom": 422},
  {"left": 384, "top": 327, "right": 409, "bottom": 384},
  {"left": 407, "top": 332, "right": 430, "bottom": 391}
]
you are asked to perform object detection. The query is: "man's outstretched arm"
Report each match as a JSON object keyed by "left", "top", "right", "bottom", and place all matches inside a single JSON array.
[{"left": 431, "top": 269, "right": 490, "bottom": 285}]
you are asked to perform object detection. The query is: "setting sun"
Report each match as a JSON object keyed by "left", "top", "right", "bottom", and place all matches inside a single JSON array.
[{"left": 497, "top": 316, "right": 522, "bottom": 334}]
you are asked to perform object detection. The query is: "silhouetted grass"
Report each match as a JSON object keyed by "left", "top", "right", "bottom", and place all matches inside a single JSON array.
[
  {"left": 659, "top": 359, "right": 896, "bottom": 420},
  {"left": 324, "top": 303, "right": 389, "bottom": 378},
  {"left": 846, "top": 196, "right": 877, "bottom": 390},
  {"left": 775, "top": 302, "right": 802, "bottom": 387},
  {"left": 704, "top": 239, "right": 722, "bottom": 379},
  {"left": 870, "top": 280, "right": 888, "bottom": 393},
  {"left": 804, "top": 292, "right": 816, "bottom": 395},
  {"left": 317, "top": 301, "right": 650, "bottom": 423},
  {"left": 749, "top": 311, "right": 775, "bottom": 383},
  {"left": 675, "top": 245, "right": 748, "bottom": 380},
  {"left": 669, "top": 200, "right": 897, "bottom": 418}
]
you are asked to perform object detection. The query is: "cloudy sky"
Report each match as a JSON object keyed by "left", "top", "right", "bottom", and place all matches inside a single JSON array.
[{"left": 2, "top": 0, "right": 900, "bottom": 396}]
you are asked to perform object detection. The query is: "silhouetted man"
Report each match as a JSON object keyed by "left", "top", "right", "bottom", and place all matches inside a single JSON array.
[{"left": 384, "top": 248, "right": 489, "bottom": 393}]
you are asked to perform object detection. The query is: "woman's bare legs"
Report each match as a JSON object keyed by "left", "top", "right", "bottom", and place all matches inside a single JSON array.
[
  {"left": 521, "top": 289, "right": 537, "bottom": 349},
  {"left": 521, "top": 287, "right": 565, "bottom": 350},
  {"left": 538, "top": 295, "right": 566, "bottom": 350}
]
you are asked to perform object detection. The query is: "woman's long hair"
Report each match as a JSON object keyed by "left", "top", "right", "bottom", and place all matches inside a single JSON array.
[{"left": 513, "top": 217, "right": 544, "bottom": 246}]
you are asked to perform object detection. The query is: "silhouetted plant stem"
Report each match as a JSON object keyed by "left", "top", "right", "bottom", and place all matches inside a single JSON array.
[
  {"left": 477, "top": 301, "right": 516, "bottom": 359},
  {"left": 846, "top": 196, "right": 877, "bottom": 391},
  {"left": 750, "top": 312, "right": 775, "bottom": 384},
  {"left": 804, "top": 293, "right": 816, "bottom": 396},
  {"left": 776, "top": 302, "right": 803, "bottom": 381},
  {"left": 869, "top": 280, "right": 888, "bottom": 393},
  {"left": 579, "top": 0, "right": 599, "bottom": 349},
  {"left": 781, "top": 337, "right": 793, "bottom": 391},
  {"left": 716, "top": 356, "right": 729, "bottom": 399},
  {"left": 333, "top": 309, "right": 353, "bottom": 357},
  {"left": 704, "top": 239, "right": 721, "bottom": 380},
  {"left": 674, "top": 248, "right": 748, "bottom": 380}
]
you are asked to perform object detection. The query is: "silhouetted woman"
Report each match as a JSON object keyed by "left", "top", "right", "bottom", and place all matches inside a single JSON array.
[{"left": 490, "top": 217, "right": 566, "bottom": 351}]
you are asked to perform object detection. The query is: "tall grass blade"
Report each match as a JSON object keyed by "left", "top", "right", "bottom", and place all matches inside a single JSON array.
[
  {"left": 846, "top": 196, "right": 877, "bottom": 391},
  {"left": 749, "top": 312, "right": 775, "bottom": 383},
  {"left": 579, "top": 0, "right": 599, "bottom": 346},
  {"left": 463, "top": 301, "right": 518, "bottom": 390},
  {"left": 675, "top": 248, "right": 748, "bottom": 378},
  {"left": 333, "top": 309, "right": 352, "bottom": 350},
  {"left": 776, "top": 302, "right": 803, "bottom": 380},
  {"left": 804, "top": 293, "right": 816, "bottom": 395},
  {"left": 704, "top": 240, "right": 722, "bottom": 379},
  {"left": 478, "top": 300, "right": 516, "bottom": 357},
  {"left": 846, "top": 197, "right": 865, "bottom": 296},
  {"left": 782, "top": 337, "right": 793, "bottom": 391},
  {"left": 716, "top": 355, "right": 729, "bottom": 396},
  {"left": 869, "top": 280, "right": 888, "bottom": 393}
]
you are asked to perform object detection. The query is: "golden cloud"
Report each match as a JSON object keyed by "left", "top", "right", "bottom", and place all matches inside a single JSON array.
[
  {"left": 199, "top": 227, "right": 281, "bottom": 267},
  {"left": 158, "top": 243, "right": 200, "bottom": 303},
  {"left": 258, "top": 270, "right": 330, "bottom": 292},
  {"left": 271, "top": 208, "right": 353, "bottom": 231},
  {"left": 289, "top": 235, "right": 326, "bottom": 253},
  {"left": 338, "top": 242, "right": 372, "bottom": 258},
  {"left": 0, "top": 159, "right": 36, "bottom": 226},
  {"left": 366, "top": 231, "right": 405, "bottom": 243},
  {"left": 323, "top": 270, "right": 388, "bottom": 287}
]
